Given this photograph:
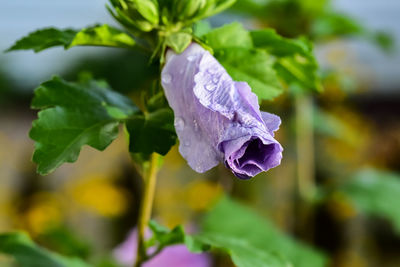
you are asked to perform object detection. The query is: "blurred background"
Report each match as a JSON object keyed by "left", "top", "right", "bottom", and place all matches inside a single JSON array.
[{"left": 1, "top": 0, "right": 400, "bottom": 266}]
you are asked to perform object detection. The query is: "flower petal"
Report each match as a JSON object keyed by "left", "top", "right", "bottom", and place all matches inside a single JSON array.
[
  {"left": 261, "top": 111, "right": 281, "bottom": 136},
  {"left": 162, "top": 43, "right": 283, "bottom": 178},
  {"left": 162, "top": 44, "right": 223, "bottom": 172}
]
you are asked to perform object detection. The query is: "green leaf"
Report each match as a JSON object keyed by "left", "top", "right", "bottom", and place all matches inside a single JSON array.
[
  {"left": 6, "top": 28, "right": 77, "bottom": 52},
  {"left": 0, "top": 232, "right": 89, "bottom": 267},
  {"left": 191, "top": 234, "right": 290, "bottom": 267},
  {"left": 69, "top": 24, "right": 136, "bottom": 48},
  {"left": 250, "top": 29, "right": 322, "bottom": 92},
  {"left": 251, "top": 29, "right": 310, "bottom": 57},
  {"left": 7, "top": 25, "right": 135, "bottom": 53},
  {"left": 216, "top": 47, "right": 283, "bottom": 101},
  {"left": 30, "top": 76, "right": 137, "bottom": 175},
  {"left": 203, "top": 23, "right": 283, "bottom": 101},
  {"left": 165, "top": 32, "right": 192, "bottom": 53},
  {"left": 338, "top": 169, "right": 400, "bottom": 233},
  {"left": 148, "top": 221, "right": 185, "bottom": 248},
  {"left": 132, "top": 0, "right": 159, "bottom": 25},
  {"left": 193, "top": 20, "right": 212, "bottom": 37},
  {"left": 311, "top": 12, "right": 364, "bottom": 39},
  {"left": 126, "top": 108, "right": 176, "bottom": 156},
  {"left": 203, "top": 22, "right": 253, "bottom": 49},
  {"left": 196, "top": 0, "right": 237, "bottom": 21},
  {"left": 194, "top": 196, "right": 327, "bottom": 267}
]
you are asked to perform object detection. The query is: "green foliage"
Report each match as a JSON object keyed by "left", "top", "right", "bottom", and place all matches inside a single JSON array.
[
  {"left": 199, "top": 23, "right": 321, "bottom": 98},
  {"left": 193, "top": 196, "right": 327, "bottom": 267},
  {"left": 37, "top": 227, "right": 91, "bottom": 259},
  {"left": 6, "top": 28, "right": 77, "bottom": 52},
  {"left": 338, "top": 169, "right": 400, "bottom": 233},
  {"left": 144, "top": 197, "right": 327, "bottom": 267},
  {"left": 192, "top": 234, "right": 290, "bottom": 267},
  {"left": 126, "top": 108, "right": 176, "bottom": 156},
  {"left": 311, "top": 12, "right": 363, "bottom": 38},
  {"left": 201, "top": 23, "right": 283, "bottom": 101},
  {"left": 203, "top": 22, "right": 252, "bottom": 49},
  {"left": 0, "top": 232, "right": 89, "bottom": 267},
  {"left": 219, "top": 47, "right": 283, "bottom": 100},
  {"left": 251, "top": 29, "right": 322, "bottom": 91},
  {"left": 30, "top": 76, "right": 137, "bottom": 175},
  {"left": 69, "top": 24, "right": 136, "bottom": 48},
  {"left": 165, "top": 31, "right": 193, "bottom": 53},
  {"left": 148, "top": 220, "right": 186, "bottom": 248},
  {"left": 7, "top": 25, "right": 135, "bottom": 53}
]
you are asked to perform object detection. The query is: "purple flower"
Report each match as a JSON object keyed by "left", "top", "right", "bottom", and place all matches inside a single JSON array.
[
  {"left": 161, "top": 43, "right": 283, "bottom": 179},
  {"left": 114, "top": 229, "right": 211, "bottom": 267}
]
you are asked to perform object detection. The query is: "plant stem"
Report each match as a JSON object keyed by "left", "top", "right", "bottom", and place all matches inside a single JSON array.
[
  {"left": 134, "top": 153, "right": 159, "bottom": 267},
  {"left": 295, "top": 93, "right": 315, "bottom": 200},
  {"left": 295, "top": 93, "right": 316, "bottom": 242}
]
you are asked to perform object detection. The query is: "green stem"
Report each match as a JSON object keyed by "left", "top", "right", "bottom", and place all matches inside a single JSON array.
[
  {"left": 295, "top": 93, "right": 315, "bottom": 200},
  {"left": 295, "top": 93, "right": 316, "bottom": 242},
  {"left": 134, "top": 153, "right": 159, "bottom": 267}
]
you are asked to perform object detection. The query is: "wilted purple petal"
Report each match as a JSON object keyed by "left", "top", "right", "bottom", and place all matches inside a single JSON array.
[
  {"left": 114, "top": 229, "right": 211, "bottom": 267},
  {"left": 261, "top": 111, "right": 281, "bottom": 136},
  {"left": 161, "top": 43, "right": 283, "bottom": 179}
]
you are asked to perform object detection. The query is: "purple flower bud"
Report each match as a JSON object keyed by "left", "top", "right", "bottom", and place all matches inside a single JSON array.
[
  {"left": 114, "top": 229, "right": 211, "bottom": 267},
  {"left": 161, "top": 43, "right": 283, "bottom": 179}
]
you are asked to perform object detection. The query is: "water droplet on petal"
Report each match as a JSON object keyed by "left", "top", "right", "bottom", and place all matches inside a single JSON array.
[
  {"left": 195, "top": 164, "right": 203, "bottom": 172},
  {"left": 205, "top": 84, "right": 215, "bottom": 91},
  {"left": 212, "top": 77, "right": 219, "bottom": 84},
  {"left": 174, "top": 117, "right": 185, "bottom": 131},
  {"left": 187, "top": 55, "right": 196, "bottom": 62},
  {"left": 193, "top": 120, "right": 199, "bottom": 131},
  {"left": 162, "top": 74, "right": 172, "bottom": 84},
  {"left": 184, "top": 140, "right": 190, "bottom": 147}
]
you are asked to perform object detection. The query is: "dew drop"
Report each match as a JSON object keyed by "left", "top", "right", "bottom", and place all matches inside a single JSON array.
[
  {"left": 174, "top": 117, "right": 185, "bottom": 131},
  {"left": 195, "top": 164, "right": 203, "bottom": 172},
  {"left": 184, "top": 140, "right": 190, "bottom": 147},
  {"left": 187, "top": 55, "right": 196, "bottom": 62},
  {"left": 205, "top": 84, "right": 215, "bottom": 91},
  {"left": 193, "top": 120, "right": 199, "bottom": 131},
  {"left": 162, "top": 74, "right": 172, "bottom": 84},
  {"left": 212, "top": 77, "right": 219, "bottom": 84}
]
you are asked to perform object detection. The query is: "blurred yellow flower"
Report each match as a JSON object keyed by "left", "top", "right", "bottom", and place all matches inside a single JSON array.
[
  {"left": 21, "top": 193, "right": 63, "bottom": 236},
  {"left": 67, "top": 175, "right": 129, "bottom": 217},
  {"left": 186, "top": 180, "right": 223, "bottom": 211}
]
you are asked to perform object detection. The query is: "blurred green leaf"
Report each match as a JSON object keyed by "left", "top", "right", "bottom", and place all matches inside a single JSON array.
[
  {"left": 203, "top": 22, "right": 252, "bottom": 49},
  {"left": 195, "top": 196, "right": 328, "bottom": 267},
  {"left": 251, "top": 29, "right": 322, "bottom": 91},
  {"left": 165, "top": 32, "right": 192, "bottom": 53},
  {"left": 217, "top": 47, "right": 283, "bottom": 101},
  {"left": 339, "top": 169, "right": 400, "bottom": 233},
  {"left": 203, "top": 23, "right": 283, "bottom": 101},
  {"left": 193, "top": 20, "right": 212, "bottom": 37},
  {"left": 311, "top": 12, "right": 364, "bottom": 39},
  {"left": 126, "top": 108, "right": 176, "bottom": 156},
  {"left": 7, "top": 25, "right": 135, "bottom": 53},
  {"left": 0, "top": 232, "right": 89, "bottom": 267},
  {"left": 191, "top": 234, "right": 290, "bottom": 267},
  {"left": 371, "top": 31, "right": 395, "bottom": 53},
  {"left": 38, "top": 227, "right": 91, "bottom": 259},
  {"left": 69, "top": 24, "right": 136, "bottom": 48},
  {"left": 30, "top": 76, "right": 137, "bottom": 175},
  {"left": 148, "top": 221, "right": 185, "bottom": 248},
  {"left": 132, "top": 0, "right": 159, "bottom": 25}
]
